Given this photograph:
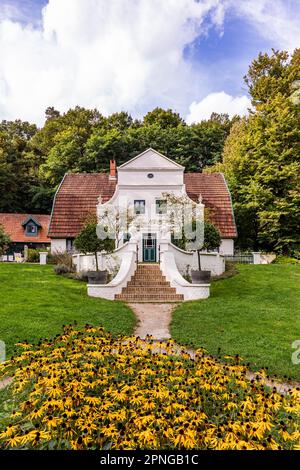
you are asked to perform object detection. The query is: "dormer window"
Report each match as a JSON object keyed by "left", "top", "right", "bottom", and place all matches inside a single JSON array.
[
  {"left": 26, "top": 224, "right": 37, "bottom": 236},
  {"left": 22, "top": 216, "right": 41, "bottom": 237}
]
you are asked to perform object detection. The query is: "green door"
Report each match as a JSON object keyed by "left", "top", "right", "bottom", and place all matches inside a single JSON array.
[{"left": 143, "top": 233, "right": 157, "bottom": 262}]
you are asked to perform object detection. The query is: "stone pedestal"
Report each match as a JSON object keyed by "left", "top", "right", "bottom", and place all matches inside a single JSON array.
[
  {"left": 39, "top": 252, "right": 48, "bottom": 265},
  {"left": 252, "top": 252, "right": 261, "bottom": 265}
]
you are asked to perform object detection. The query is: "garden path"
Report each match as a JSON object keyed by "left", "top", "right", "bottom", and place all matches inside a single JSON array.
[{"left": 129, "top": 303, "right": 176, "bottom": 340}]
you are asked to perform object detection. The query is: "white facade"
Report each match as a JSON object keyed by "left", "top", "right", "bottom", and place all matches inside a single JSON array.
[
  {"left": 51, "top": 149, "right": 237, "bottom": 301},
  {"left": 51, "top": 238, "right": 67, "bottom": 254},
  {"left": 219, "top": 238, "right": 234, "bottom": 256}
]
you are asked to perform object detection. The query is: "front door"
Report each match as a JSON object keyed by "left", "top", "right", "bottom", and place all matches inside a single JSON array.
[{"left": 142, "top": 233, "right": 157, "bottom": 262}]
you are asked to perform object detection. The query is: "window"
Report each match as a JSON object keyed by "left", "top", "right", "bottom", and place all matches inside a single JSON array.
[
  {"left": 147, "top": 173, "right": 154, "bottom": 179},
  {"left": 156, "top": 199, "right": 167, "bottom": 215},
  {"left": 134, "top": 200, "right": 145, "bottom": 215},
  {"left": 25, "top": 224, "right": 37, "bottom": 236}
]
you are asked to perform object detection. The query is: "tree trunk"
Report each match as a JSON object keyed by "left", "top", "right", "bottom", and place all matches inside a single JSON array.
[
  {"left": 197, "top": 250, "right": 201, "bottom": 271},
  {"left": 95, "top": 252, "right": 99, "bottom": 271}
]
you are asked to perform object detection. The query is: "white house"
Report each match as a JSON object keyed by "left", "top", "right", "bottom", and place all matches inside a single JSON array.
[{"left": 48, "top": 149, "right": 237, "bottom": 301}]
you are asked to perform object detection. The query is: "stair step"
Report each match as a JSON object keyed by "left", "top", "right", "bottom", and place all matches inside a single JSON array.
[
  {"left": 116, "top": 295, "right": 184, "bottom": 301},
  {"left": 122, "top": 287, "right": 177, "bottom": 294},
  {"left": 114, "top": 263, "right": 183, "bottom": 303},
  {"left": 127, "top": 281, "right": 171, "bottom": 287}
]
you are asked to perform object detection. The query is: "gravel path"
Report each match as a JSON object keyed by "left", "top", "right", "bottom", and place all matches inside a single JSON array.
[{"left": 129, "top": 303, "right": 177, "bottom": 340}]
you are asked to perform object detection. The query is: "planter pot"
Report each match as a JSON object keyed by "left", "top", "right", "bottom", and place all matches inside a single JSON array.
[
  {"left": 191, "top": 270, "right": 211, "bottom": 284},
  {"left": 87, "top": 270, "right": 108, "bottom": 284}
]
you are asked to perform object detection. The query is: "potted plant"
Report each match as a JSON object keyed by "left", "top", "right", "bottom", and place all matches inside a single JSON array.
[
  {"left": 191, "top": 222, "right": 221, "bottom": 284},
  {"left": 74, "top": 214, "right": 115, "bottom": 284}
]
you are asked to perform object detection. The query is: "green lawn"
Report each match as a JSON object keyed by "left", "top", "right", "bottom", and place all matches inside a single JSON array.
[
  {"left": 0, "top": 263, "right": 135, "bottom": 357},
  {"left": 171, "top": 264, "right": 300, "bottom": 381}
]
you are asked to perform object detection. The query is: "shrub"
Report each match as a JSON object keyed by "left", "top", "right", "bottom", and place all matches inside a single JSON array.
[
  {"left": 66, "top": 271, "right": 89, "bottom": 282},
  {"left": 26, "top": 249, "right": 41, "bottom": 263},
  {"left": 54, "top": 264, "right": 72, "bottom": 275},
  {"left": 48, "top": 252, "right": 74, "bottom": 269},
  {"left": 1, "top": 325, "right": 300, "bottom": 450},
  {"left": 273, "top": 255, "right": 300, "bottom": 265}
]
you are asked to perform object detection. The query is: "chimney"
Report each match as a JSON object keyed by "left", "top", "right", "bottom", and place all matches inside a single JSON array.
[{"left": 109, "top": 160, "right": 117, "bottom": 180}]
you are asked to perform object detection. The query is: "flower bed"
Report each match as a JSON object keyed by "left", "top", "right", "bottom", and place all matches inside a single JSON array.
[{"left": 0, "top": 325, "right": 300, "bottom": 450}]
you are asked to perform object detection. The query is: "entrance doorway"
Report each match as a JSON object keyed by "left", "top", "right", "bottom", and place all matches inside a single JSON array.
[{"left": 142, "top": 233, "right": 157, "bottom": 262}]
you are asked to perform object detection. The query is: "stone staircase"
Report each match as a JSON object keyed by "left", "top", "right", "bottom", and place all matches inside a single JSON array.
[{"left": 115, "top": 263, "right": 183, "bottom": 302}]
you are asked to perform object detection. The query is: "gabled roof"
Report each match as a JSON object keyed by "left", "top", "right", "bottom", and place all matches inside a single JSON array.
[
  {"left": 48, "top": 173, "right": 116, "bottom": 238},
  {"left": 48, "top": 171, "right": 237, "bottom": 239},
  {"left": 0, "top": 213, "right": 51, "bottom": 243},
  {"left": 21, "top": 215, "right": 42, "bottom": 228},
  {"left": 118, "top": 148, "right": 185, "bottom": 170},
  {"left": 184, "top": 173, "right": 237, "bottom": 238}
]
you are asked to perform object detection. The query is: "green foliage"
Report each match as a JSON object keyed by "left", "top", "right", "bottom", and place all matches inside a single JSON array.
[
  {"left": 143, "top": 107, "right": 185, "bottom": 128},
  {"left": 172, "top": 264, "right": 300, "bottom": 380},
  {"left": 272, "top": 255, "right": 300, "bottom": 265},
  {"left": 213, "top": 48, "right": 300, "bottom": 254},
  {"left": 26, "top": 249, "right": 40, "bottom": 263},
  {"left": 54, "top": 264, "right": 73, "bottom": 275},
  {"left": 0, "top": 105, "right": 233, "bottom": 213},
  {"left": 202, "top": 222, "right": 222, "bottom": 251},
  {"left": 48, "top": 251, "right": 74, "bottom": 269},
  {"left": 74, "top": 215, "right": 115, "bottom": 271},
  {"left": 0, "top": 120, "right": 38, "bottom": 212},
  {"left": 0, "top": 263, "right": 135, "bottom": 357},
  {"left": 0, "top": 224, "right": 11, "bottom": 256}
]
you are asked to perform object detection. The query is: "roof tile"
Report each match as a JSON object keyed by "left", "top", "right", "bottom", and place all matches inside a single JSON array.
[
  {"left": 48, "top": 172, "right": 237, "bottom": 239},
  {"left": 0, "top": 213, "right": 51, "bottom": 243}
]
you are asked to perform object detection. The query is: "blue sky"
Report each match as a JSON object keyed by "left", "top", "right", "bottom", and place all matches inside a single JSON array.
[{"left": 0, "top": 0, "right": 299, "bottom": 125}]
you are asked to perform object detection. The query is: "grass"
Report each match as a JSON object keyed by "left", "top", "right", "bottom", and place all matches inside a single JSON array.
[
  {"left": 0, "top": 263, "right": 136, "bottom": 357},
  {"left": 171, "top": 264, "right": 300, "bottom": 381}
]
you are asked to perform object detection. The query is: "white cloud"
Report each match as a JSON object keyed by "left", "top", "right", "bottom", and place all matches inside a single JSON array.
[
  {"left": 186, "top": 91, "right": 251, "bottom": 123},
  {"left": 0, "top": 0, "right": 223, "bottom": 124},
  {"left": 0, "top": 0, "right": 299, "bottom": 125},
  {"left": 231, "top": 0, "right": 300, "bottom": 53}
]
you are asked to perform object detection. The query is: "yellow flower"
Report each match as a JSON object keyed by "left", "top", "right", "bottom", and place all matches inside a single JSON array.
[{"left": 0, "top": 424, "right": 19, "bottom": 438}]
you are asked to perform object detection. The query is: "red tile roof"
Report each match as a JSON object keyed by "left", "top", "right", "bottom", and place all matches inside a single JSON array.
[
  {"left": 0, "top": 213, "right": 51, "bottom": 243},
  {"left": 48, "top": 174, "right": 116, "bottom": 238},
  {"left": 184, "top": 173, "right": 237, "bottom": 238},
  {"left": 48, "top": 172, "right": 237, "bottom": 239}
]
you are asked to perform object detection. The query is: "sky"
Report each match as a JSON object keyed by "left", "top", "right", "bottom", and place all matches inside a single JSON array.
[{"left": 0, "top": 0, "right": 299, "bottom": 126}]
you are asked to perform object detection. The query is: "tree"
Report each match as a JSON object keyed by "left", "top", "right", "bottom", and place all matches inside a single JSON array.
[
  {"left": 211, "top": 48, "right": 300, "bottom": 254},
  {"left": 195, "top": 222, "right": 221, "bottom": 271},
  {"left": 74, "top": 215, "right": 115, "bottom": 271},
  {"left": 143, "top": 107, "right": 185, "bottom": 128},
  {"left": 105, "top": 111, "right": 136, "bottom": 130},
  {"left": 0, "top": 224, "right": 11, "bottom": 256},
  {"left": 0, "top": 120, "right": 38, "bottom": 212}
]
